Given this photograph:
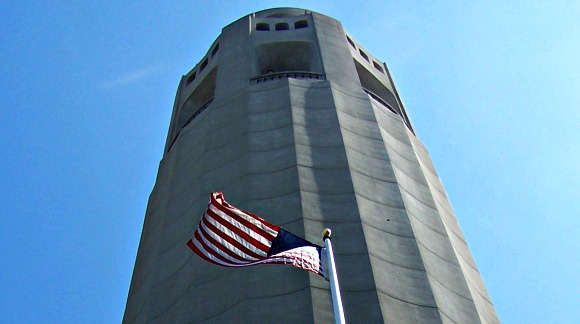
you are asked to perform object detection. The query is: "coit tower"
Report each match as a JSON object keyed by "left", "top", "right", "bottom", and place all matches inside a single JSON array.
[{"left": 124, "top": 7, "right": 499, "bottom": 323}]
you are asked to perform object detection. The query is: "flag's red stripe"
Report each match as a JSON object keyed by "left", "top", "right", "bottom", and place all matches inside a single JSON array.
[
  {"left": 187, "top": 239, "right": 195, "bottom": 251},
  {"left": 195, "top": 229, "right": 248, "bottom": 263},
  {"left": 201, "top": 213, "right": 264, "bottom": 258},
  {"left": 193, "top": 230, "right": 241, "bottom": 265},
  {"left": 201, "top": 214, "right": 263, "bottom": 259},
  {"left": 190, "top": 238, "right": 323, "bottom": 276},
  {"left": 216, "top": 196, "right": 280, "bottom": 233},
  {"left": 209, "top": 202, "right": 277, "bottom": 242},
  {"left": 243, "top": 210, "right": 280, "bottom": 232},
  {"left": 188, "top": 193, "right": 325, "bottom": 278},
  {"left": 189, "top": 238, "right": 246, "bottom": 268},
  {"left": 211, "top": 196, "right": 278, "bottom": 241},
  {"left": 206, "top": 208, "right": 270, "bottom": 253},
  {"left": 191, "top": 238, "right": 317, "bottom": 270},
  {"left": 196, "top": 228, "right": 249, "bottom": 263},
  {"left": 187, "top": 239, "right": 222, "bottom": 266},
  {"left": 211, "top": 193, "right": 280, "bottom": 236}
]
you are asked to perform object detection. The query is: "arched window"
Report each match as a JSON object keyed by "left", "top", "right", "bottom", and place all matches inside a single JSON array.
[
  {"left": 346, "top": 36, "right": 356, "bottom": 49},
  {"left": 199, "top": 58, "right": 208, "bottom": 72},
  {"left": 359, "top": 50, "right": 369, "bottom": 62},
  {"left": 211, "top": 44, "right": 219, "bottom": 57},
  {"left": 186, "top": 72, "right": 196, "bottom": 86},
  {"left": 256, "top": 23, "right": 270, "bottom": 31},
  {"left": 294, "top": 20, "right": 308, "bottom": 29},
  {"left": 373, "top": 61, "right": 384, "bottom": 73},
  {"left": 275, "top": 23, "right": 289, "bottom": 31}
]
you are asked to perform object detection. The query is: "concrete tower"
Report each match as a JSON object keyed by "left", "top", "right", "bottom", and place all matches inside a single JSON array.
[{"left": 124, "top": 8, "right": 499, "bottom": 323}]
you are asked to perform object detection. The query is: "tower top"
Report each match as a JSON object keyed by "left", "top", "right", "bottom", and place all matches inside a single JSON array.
[
  {"left": 125, "top": 10, "right": 499, "bottom": 322},
  {"left": 252, "top": 7, "right": 314, "bottom": 18}
]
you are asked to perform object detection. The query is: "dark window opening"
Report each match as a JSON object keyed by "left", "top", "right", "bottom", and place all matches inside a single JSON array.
[
  {"left": 211, "top": 44, "right": 219, "bottom": 57},
  {"left": 373, "top": 61, "right": 384, "bottom": 73},
  {"left": 354, "top": 59, "right": 413, "bottom": 132},
  {"left": 186, "top": 72, "right": 196, "bottom": 86},
  {"left": 294, "top": 20, "right": 308, "bottom": 29},
  {"left": 275, "top": 23, "right": 289, "bottom": 31},
  {"left": 200, "top": 58, "right": 208, "bottom": 72},
  {"left": 169, "top": 68, "right": 218, "bottom": 151},
  {"left": 256, "top": 23, "right": 270, "bottom": 31},
  {"left": 354, "top": 60, "right": 400, "bottom": 115},
  {"left": 256, "top": 41, "right": 316, "bottom": 75},
  {"left": 359, "top": 50, "right": 369, "bottom": 61},
  {"left": 346, "top": 36, "right": 356, "bottom": 48},
  {"left": 176, "top": 68, "right": 217, "bottom": 132}
]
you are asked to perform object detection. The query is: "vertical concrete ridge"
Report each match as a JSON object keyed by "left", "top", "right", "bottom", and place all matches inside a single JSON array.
[
  {"left": 328, "top": 82, "right": 444, "bottom": 323},
  {"left": 407, "top": 133, "right": 500, "bottom": 323},
  {"left": 371, "top": 101, "right": 484, "bottom": 323},
  {"left": 287, "top": 79, "right": 381, "bottom": 323},
  {"left": 123, "top": 149, "right": 178, "bottom": 323},
  {"left": 127, "top": 83, "right": 247, "bottom": 322}
]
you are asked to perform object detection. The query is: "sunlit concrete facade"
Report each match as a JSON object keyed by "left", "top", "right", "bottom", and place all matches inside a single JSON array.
[{"left": 124, "top": 8, "right": 499, "bottom": 323}]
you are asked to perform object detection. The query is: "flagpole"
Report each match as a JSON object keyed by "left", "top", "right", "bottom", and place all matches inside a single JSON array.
[{"left": 322, "top": 228, "right": 346, "bottom": 324}]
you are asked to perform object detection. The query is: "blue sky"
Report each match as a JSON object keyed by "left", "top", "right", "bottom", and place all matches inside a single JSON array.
[{"left": 1, "top": 1, "right": 578, "bottom": 323}]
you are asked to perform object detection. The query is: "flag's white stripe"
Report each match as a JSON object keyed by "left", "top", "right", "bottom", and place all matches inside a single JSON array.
[
  {"left": 199, "top": 218, "right": 260, "bottom": 261},
  {"left": 208, "top": 204, "right": 274, "bottom": 247},
  {"left": 253, "top": 248, "right": 322, "bottom": 273},
  {"left": 191, "top": 236, "right": 252, "bottom": 267},
  {"left": 193, "top": 238, "right": 322, "bottom": 274},
  {"left": 269, "top": 247, "right": 322, "bottom": 268},
  {"left": 203, "top": 211, "right": 268, "bottom": 257},
  {"left": 265, "top": 255, "right": 319, "bottom": 269},
  {"left": 272, "top": 246, "right": 320, "bottom": 261},
  {"left": 197, "top": 227, "right": 258, "bottom": 264},
  {"left": 212, "top": 201, "right": 279, "bottom": 238}
]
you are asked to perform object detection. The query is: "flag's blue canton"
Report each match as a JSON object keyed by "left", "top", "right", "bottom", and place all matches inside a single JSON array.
[{"left": 268, "top": 228, "right": 322, "bottom": 257}]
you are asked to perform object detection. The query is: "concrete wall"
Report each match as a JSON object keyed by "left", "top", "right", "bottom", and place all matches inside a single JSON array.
[{"left": 124, "top": 8, "right": 499, "bottom": 324}]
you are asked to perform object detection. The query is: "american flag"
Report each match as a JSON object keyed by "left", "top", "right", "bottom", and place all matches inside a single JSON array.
[{"left": 187, "top": 192, "right": 325, "bottom": 277}]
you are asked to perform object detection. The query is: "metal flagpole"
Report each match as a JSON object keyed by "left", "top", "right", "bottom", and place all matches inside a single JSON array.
[{"left": 322, "top": 228, "right": 346, "bottom": 324}]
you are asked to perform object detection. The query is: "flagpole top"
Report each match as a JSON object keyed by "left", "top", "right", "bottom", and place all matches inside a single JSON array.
[{"left": 322, "top": 228, "right": 332, "bottom": 239}]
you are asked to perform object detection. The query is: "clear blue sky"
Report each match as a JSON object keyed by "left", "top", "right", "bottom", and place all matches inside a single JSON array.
[{"left": 1, "top": 1, "right": 578, "bottom": 323}]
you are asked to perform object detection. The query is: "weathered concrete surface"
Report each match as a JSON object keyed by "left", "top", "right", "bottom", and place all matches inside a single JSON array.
[{"left": 124, "top": 8, "right": 499, "bottom": 324}]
